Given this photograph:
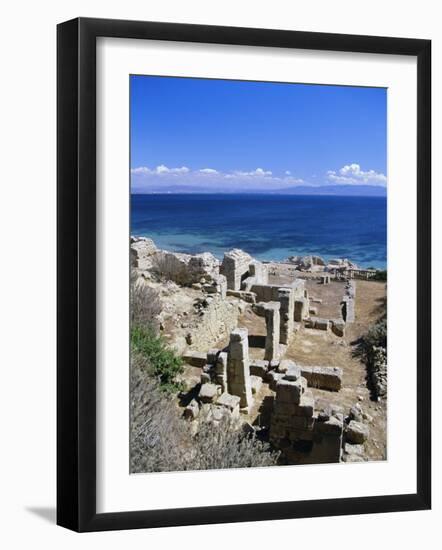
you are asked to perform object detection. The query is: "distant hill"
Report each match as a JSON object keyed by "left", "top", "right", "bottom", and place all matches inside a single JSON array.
[
  {"left": 271, "top": 185, "right": 387, "bottom": 197},
  {"left": 132, "top": 184, "right": 387, "bottom": 197}
]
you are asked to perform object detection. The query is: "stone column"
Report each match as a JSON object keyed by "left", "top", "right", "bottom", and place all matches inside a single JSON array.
[
  {"left": 278, "top": 288, "right": 294, "bottom": 345},
  {"left": 263, "top": 302, "right": 281, "bottom": 362},
  {"left": 215, "top": 351, "right": 228, "bottom": 392},
  {"left": 227, "top": 328, "right": 253, "bottom": 411}
]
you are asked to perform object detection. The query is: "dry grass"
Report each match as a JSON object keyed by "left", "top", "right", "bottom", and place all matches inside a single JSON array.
[
  {"left": 130, "top": 352, "right": 279, "bottom": 473},
  {"left": 130, "top": 270, "right": 162, "bottom": 330}
]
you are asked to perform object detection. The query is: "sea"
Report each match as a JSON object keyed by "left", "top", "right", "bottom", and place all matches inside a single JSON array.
[{"left": 131, "top": 194, "right": 387, "bottom": 269}]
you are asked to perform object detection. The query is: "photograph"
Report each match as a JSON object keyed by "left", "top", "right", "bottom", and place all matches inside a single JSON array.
[{"left": 129, "top": 75, "right": 388, "bottom": 472}]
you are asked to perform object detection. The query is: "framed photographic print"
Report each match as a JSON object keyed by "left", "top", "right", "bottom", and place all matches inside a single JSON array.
[{"left": 57, "top": 17, "right": 431, "bottom": 532}]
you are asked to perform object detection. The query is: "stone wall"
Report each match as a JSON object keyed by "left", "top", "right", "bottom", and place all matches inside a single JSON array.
[
  {"left": 367, "top": 346, "right": 387, "bottom": 399},
  {"left": 154, "top": 250, "right": 220, "bottom": 286},
  {"left": 185, "top": 296, "right": 240, "bottom": 352},
  {"left": 269, "top": 365, "right": 344, "bottom": 464},
  {"left": 299, "top": 366, "right": 343, "bottom": 391},
  {"left": 220, "top": 249, "right": 253, "bottom": 290},
  {"left": 130, "top": 236, "right": 158, "bottom": 270}
]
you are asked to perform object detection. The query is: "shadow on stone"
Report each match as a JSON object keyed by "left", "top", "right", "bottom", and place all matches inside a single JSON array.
[{"left": 248, "top": 334, "right": 266, "bottom": 348}]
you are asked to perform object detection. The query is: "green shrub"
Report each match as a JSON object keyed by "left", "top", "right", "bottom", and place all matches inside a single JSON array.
[{"left": 131, "top": 325, "right": 183, "bottom": 392}]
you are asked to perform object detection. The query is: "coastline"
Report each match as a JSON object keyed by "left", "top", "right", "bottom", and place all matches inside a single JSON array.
[{"left": 131, "top": 193, "right": 387, "bottom": 270}]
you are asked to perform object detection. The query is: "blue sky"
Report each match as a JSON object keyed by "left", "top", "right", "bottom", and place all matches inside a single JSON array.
[{"left": 130, "top": 75, "right": 387, "bottom": 193}]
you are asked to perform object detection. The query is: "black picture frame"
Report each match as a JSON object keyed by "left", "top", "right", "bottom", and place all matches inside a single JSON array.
[{"left": 57, "top": 17, "right": 431, "bottom": 532}]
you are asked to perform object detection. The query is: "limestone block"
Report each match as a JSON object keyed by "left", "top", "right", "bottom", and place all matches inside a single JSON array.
[
  {"left": 266, "top": 370, "right": 283, "bottom": 391},
  {"left": 287, "top": 416, "right": 315, "bottom": 434},
  {"left": 182, "top": 351, "right": 207, "bottom": 367},
  {"left": 275, "top": 377, "right": 307, "bottom": 404},
  {"left": 273, "top": 392, "right": 314, "bottom": 419},
  {"left": 249, "top": 260, "right": 268, "bottom": 285},
  {"left": 183, "top": 399, "right": 200, "bottom": 420},
  {"left": 310, "top": 432, "right": 343, "bottom": 463},
  {"left": 250, "top": 375, "right": 263, "bottom": 394},
  {"left": 249, "top": 359, "right": 269, "bottom": 378},
  {"left": 309, "top": 307, "right": 318, "bottom": 316},
  {"left": 315, "top": 415, "right": 344, "bottom": 435},
  {"left": 344, "top": 442, "right": 365, "bottom": 456},
  {"left": 220, "top": 249, "right": 253, "bottom": 291},
  {"left": 130, "top": 237, "right": 158, "bottom": 270},
  {"left": 227, "top": 328, "right": 253, "bottom": 409},
  {"left": 299, "top": 366, "right": 343, "bottom": 392},
  {"left": 156, "top": 250, "right": 219, "bottom": 286},
  {"left": 283, "top": 365, "right": 302, "bottom": 381},
  {"left": 346, "top": 420, "right": 369, "bottom": 444},
  {"left": 315, "top": 318, "right": 330, "bottom": 331},
  {"left": 342, "top": 296, "right": 355, "bottom": 323},
  {"left": 199, "top": 383, "right": 218, "bottom": 404},
  {"left": 294, "top": 298, "right": 309, "bottom": 322},
  {"left": 217, "top": 392, "right": 241, "bottom": 412},
  {"left": 269, "top": 424, "right": 287, "bottom": 440},
  {"left": 331, "top": 319, "right": 346, "bottom": 337},
  {"left": 215, "top": 352, "right": 228, "bottom": 374},
  {"left": 294, "top": 391, "right": 315, "bottom": 417},
  {"left": 251, "top": 284, "right": 284, "bottom": 303},
  {"left": 226, "top": 290, "right": 256, "bottom": 303},
  {"left": 277, "top": 359, "right": 295, "bottom": 373},
  {"left": 349, "top": 404, "right": 364, "bottom": 422},
  {"left": 304, "top": 317, "right": 316, "bottom": 329},
  {"left": 278, "top": 287, "right": 294, "bottom": 345},
  {"left": 264, "top": 302, "right": 281, "bottom": 362}
]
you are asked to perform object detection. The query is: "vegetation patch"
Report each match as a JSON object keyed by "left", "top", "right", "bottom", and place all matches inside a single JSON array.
[{"left": 131, "top": 325, "right": 184, "bottom": 393}]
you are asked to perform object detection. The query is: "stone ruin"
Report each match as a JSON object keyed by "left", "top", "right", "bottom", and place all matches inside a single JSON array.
[
  {"left": 220, "top": 249, "right": 268, "bottom": 291},
  {"left": 268, "top": 360, "right": 370, "bottom": 464},
  {"left": 301, "top": 277, "right": 357, "bottom": 337},
  {"left": 132, "top": 237, "right": 374, "bottom": 464},
  {"left": 227, "top": 328, "right": 254, "bottom": 412},
  {"left": 183, "top": 329, "right": 368, "bottom": 465},
  {"left": 131, "top": 236, "right": 227, "bottom": 295},
  {"left": 341, "top": 280, "right": 356, "bottom": 323}
]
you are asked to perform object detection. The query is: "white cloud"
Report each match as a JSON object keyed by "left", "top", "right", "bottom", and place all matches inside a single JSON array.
[
  {"left": 198, "top": 168, "right": 219, "bottom": 174},
  {"left": 130, "top": 165, "right": 190, "bottom": 175},
  {"left": 285, "top": 170, "right": 291, "bottom": 176},
  {"left": 326, "top": 163, "right": 387, "bottom": 186},
  {"left": 131, "top": 165, "right": 305, "bottom": 192},
  {"left": 232, "top": 167, "right": 272, "bottom": 177},
  {"left": 155, "top": 164, "right": 189, "bottom": 174},
  {"left": 131, "top": 166, "right": 151, "bottom": 175}
]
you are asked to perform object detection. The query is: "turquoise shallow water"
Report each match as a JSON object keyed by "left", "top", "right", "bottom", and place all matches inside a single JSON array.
[{"left": 131, "top": 194, "right": 387, "bottom": 269}]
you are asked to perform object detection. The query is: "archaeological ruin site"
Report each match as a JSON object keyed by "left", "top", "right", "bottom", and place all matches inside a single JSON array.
[{"left": 131, "top": 236, "right": 387, "bottom": 468}]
